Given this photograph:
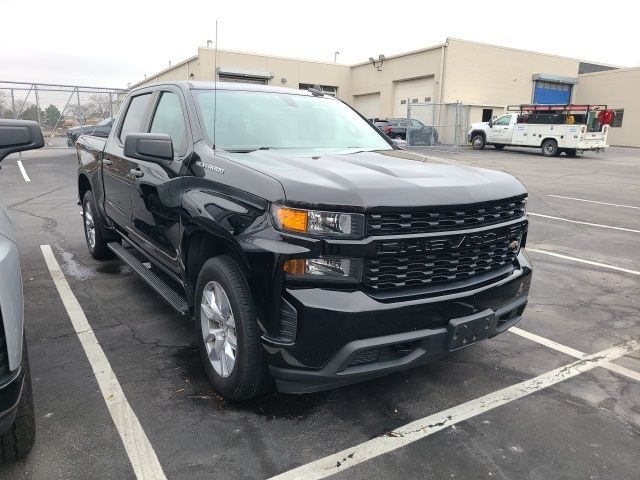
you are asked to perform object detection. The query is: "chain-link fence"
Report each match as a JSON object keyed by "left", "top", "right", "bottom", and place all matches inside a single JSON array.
[
  {"left": 0, "top": 81, "right": 128, "bottom": 148},
  {"left": 406, "top": 102, "right": 470, "bottom": 149}
]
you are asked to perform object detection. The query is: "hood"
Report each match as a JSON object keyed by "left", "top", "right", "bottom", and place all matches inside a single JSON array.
[
  {"left": 0, "top": 204, "right": 16, "bottom": 244},
  {"left": 223, "top": 149, "right": 526, "bottom": 209},
  {"left": 470, "top": 121, "right": 489, "bottom": 129}
]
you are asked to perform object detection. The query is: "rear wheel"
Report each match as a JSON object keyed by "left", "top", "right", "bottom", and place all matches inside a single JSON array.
[
  {"left": 82, "top": 190, "right": 112, "bottom": 260},
  {"left": 542, "top": 139, "right": 559, "bottom": 157},
  {"left": 471, "top": 134, "right": 485, "bottom": 150},
  {"left": 195, "top": 256, "right": 272, "bottom": 401}
]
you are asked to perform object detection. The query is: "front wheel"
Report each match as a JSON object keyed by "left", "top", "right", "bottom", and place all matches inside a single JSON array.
[
  {"left": 195, "top": 256, "right": 272, "bottom": 401},
  {"left": 0, "top": 341, "right": 36, "bottom": 464},
  {"left": 471, "top": 134, "right": 485, "bottom": 150},
  {"left": 542, "top": 139, "right": 559, "bottom": 157}
]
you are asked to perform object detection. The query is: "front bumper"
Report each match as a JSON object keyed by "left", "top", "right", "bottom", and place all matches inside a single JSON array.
[{"left": 266, "top": 250, "right": 532, "bottom": 393}]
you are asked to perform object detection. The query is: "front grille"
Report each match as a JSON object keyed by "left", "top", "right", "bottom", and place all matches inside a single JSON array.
[
  {"left": 0, "top": 320, "right": 9, "bottom": 382},
  {"left": 363, "top": 223, "right": 525, "bottom": 291},
  {"left": 366, "top": 197, "right": 526, "bottom": 235}
]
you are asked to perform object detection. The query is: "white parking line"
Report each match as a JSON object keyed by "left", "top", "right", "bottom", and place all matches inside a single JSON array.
[
  {"left": 510, "top": 327, "right": 640, "bottom": 383},
  {"left": 17, "top": 160, "right": 31, "bottom": 182},
  {"left": 268, "top": 337, "right": 640, "bottom": 480},
  {"left": 528, "top": 248, "right": 640, "bottom": 276},
  {"left": 40, "top": 245, "right": 167, "bottom": 480},
  {"left": 528, "top": 212, "right": 640, "bottom": 234},
  {"left": 548, "top": 195, "right": 640, "bottom": 210}
]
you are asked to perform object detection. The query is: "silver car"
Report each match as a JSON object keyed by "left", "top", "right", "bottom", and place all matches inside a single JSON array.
[{"left": 0, "top": 119, "right": 43, "bottom": 463}]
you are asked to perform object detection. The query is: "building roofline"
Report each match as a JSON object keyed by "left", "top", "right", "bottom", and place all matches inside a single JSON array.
[
  {"left": 350, "top": 42, "right": 447, "bottom": 67},
  {"left": 130, "top": 55, "right": 198, "bottom": 88},
  {"left": 578, "top": 65, "right": 640, "bottom": 77},
  {"left": 199, "top": 46, "right": 348, "bottom": 67},
  {"left": 446, "top": 37, "right": 621, "bottom": 68}
]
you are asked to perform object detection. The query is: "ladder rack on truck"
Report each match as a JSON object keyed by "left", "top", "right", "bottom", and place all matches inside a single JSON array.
[{"left": 468, "top": 104, "right": 613, "bottom": 157}]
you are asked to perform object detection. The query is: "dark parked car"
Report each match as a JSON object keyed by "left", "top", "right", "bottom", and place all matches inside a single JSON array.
[
  {"left": 66, "top": 116, "right": 115, "bottom": 147},
  {"left": 374, "top": 118, "right": 438, "bottom": 146},
  {"left": 76, "top": 82, "right": 531, "bottom": 400}
]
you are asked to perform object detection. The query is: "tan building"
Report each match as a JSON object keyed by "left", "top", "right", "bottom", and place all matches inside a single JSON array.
[{"left": 133, "top": 38, "right": 637, "bottom": 147}]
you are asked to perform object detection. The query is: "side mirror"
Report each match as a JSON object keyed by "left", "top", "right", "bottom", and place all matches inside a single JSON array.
[
  {"left": 124, "top": 133, "right": 173, "bottom": 163},
  {"left": 488, "top": 119, "right": 493, "bottom": 127},
  {"left": 0, "top": 119, "right": 45, "bottom": 162}
]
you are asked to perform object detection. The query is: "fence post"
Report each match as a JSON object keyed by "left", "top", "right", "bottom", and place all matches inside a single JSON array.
[
  {"left": 10, "top": 89, "right": 16, "bottom": 119},
  {"left": 34, "top": 84, "right": 42, "bottom": 128},
  {"left": 76, "top": 87, "right": 83, "bottom": 127},
  {"left": 406, "top": 98, "right": 411, "bottom": 147},
  {"left": 109, "top": 92, "right": 114, "bottom": 118}
]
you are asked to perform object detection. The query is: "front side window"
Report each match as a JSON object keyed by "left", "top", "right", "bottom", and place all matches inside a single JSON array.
[
  {"left": 150, "top": 92, "right": 188, "bottom": 155},
  {"left": 193, "top": 90, "right": 392, "bottom": 152},
  {"left": 119, "top": 93, "right": 152, "bottom": 142},
  {"left": 494, "top": 115, "right": 512, "bottom": 126}
]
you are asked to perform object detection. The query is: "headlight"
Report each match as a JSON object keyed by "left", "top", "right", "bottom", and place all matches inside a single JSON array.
[
  {"left": 272, "top": 205, "right": 365, "bottom": 238},
  {"left": 283, "top": 257, "right": 363, "bottom": 283}
]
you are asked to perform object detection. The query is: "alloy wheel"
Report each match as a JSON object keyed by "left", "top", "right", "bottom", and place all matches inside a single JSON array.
[{"left": 200, "top": 281, "right": 237, "bottom": 378}]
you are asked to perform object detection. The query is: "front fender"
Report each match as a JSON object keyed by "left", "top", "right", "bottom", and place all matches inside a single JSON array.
[{"left": 0, "top": 233, "right": 23, "bottom": 373}]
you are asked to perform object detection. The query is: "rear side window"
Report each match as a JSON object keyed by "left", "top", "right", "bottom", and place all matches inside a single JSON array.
[
  {"left": 119, "top": 93, "right": 152, "bottom": 142},
  {"left": 150, "top": 92, "right": 188, "bottom": 156}
]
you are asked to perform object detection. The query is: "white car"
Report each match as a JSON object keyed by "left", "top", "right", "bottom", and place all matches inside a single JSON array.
[{"left": 0, "top": 119, "right": 44, "bottom": 463}]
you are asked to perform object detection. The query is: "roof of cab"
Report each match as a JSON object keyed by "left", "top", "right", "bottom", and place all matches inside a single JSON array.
[{"left": 132, "top": 80, "right": 323, "bottom": 97}]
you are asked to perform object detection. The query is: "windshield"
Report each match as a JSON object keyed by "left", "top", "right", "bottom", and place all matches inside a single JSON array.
[
  {"left": 97, "top": 117, "right": 113, "bottom": 126},
  {"left": 193, "top": 89, "right": 393, "bottom": 152}
]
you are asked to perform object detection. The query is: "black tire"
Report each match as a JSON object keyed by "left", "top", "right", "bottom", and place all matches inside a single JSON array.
[
  {"left": 494, "top": 144, "right": 505, "bottom": 150},
  {"left": 471, "top": 134, "right": 485, "bottom": 150},
  {"left": 542, "top": 139, "right": 559, "bottom": 157},
  {"left": 195, "top": 256, "right": 272, "bottom": 401},
  {"left": 0, "top": 342, "right": 36, "bottom": 464},
  {"left": 82, "top": 190, "right": 112, "bottom": 260},
  {"left": 565, "top": 148, "right": 577, "bottom": 157}
]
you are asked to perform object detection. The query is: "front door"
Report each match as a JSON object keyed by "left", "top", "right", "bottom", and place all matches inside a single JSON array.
[
  {"left": 102, "top": 92, "right": 154, "bottom": 229},
  {"left": 488, "top": 114, "right": 512, "bottom": 144},
  {"left": 129, "top": 89, "right": 189, "bottom": 275}
]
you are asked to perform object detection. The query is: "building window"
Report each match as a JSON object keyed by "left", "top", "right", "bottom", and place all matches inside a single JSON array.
[
  {"left": 612, "top": 109, "right": 624, "bottom": 127},
  {"left": 298, "top": 84, "right": 338, "bottom": 97}
]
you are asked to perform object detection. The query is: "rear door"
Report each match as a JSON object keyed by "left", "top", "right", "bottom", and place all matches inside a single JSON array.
[
  {"left": 129, "top": 88, "right": 190, "bottom": 274},
  {"left": 102, "top": 92, "right": 154, "bottom": 229}
]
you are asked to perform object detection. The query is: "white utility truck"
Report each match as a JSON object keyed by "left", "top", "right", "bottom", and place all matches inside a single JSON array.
[{"left": 468, "top": 104, "right": 612, "bottom": 157}]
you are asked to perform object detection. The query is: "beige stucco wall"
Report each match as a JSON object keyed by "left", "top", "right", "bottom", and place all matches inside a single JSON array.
[
  {"left": 133, "top": 48, "right": 351, "bottom": 101},
  {"left": 349, "top": 46, "right": 445, "bottom": 119},
  {"left": 574, "top": 68, "right": 640, "bottom": 147},
  {"left": 443, "top": 39, "right": 580, "bottom": 107}
]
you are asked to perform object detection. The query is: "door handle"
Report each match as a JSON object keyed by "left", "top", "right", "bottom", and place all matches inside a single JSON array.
[
  {"left": 129, "top": 169, "right": 144, "bottom": 178},
  {"left": 102, "top": 158, "right": 113, "bottom": 166}
]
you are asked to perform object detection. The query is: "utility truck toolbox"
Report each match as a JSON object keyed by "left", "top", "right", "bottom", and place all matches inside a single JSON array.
[
  {"left": 468, "top": 104, "right": 613, "bottom": 157},
  {"left": 76, "top": 81, "right": 533, "bottom": 400}
]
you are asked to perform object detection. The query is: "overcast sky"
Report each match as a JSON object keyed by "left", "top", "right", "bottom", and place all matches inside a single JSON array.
[{"left": 1, "top": 0, "right": 637, "bottom": 88}]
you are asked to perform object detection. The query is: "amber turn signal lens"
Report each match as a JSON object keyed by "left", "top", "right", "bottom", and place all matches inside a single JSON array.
[
  {"left": 276, "top": 207, "right": 308, "bottom": 232},
  {"left": 283, "top": 259, "right": 306, "bottom": 275}
]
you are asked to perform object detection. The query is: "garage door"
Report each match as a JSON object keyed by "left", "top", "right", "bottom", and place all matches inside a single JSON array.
[
  {"left": 353, "top": 93, "right": 380, "bottom": 120},
  {"left": 533, "top": 80, "right": 572, "bottom": 104},
  {"left": 394, "top": 77, "right": 434, "bottom": 117}
]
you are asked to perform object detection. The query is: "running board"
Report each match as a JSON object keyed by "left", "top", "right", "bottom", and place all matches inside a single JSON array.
[{"left": 107, "top": 242, "right": 189, "bottom": 316}]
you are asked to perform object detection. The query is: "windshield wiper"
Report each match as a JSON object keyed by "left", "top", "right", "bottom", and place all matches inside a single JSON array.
[{"left": 224, "top": 146, "right": 273, "bottom": 153}]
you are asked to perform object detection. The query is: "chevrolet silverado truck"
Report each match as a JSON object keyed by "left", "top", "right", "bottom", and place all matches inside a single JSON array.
[
  {"left": 0, "top": 119, "right": 43, "bottom": 462},
  {"left": 76, "top": 82, "right": 532, "bottom": 400}
]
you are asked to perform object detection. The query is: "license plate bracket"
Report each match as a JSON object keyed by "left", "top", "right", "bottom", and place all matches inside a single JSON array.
[{"left": 447, "top": 310, "right": 495, "bottom": 351}]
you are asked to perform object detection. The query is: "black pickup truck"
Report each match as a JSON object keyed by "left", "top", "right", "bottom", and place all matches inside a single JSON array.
[{"left": 76, "top": 82, "right": 532, "bottom": 400}]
